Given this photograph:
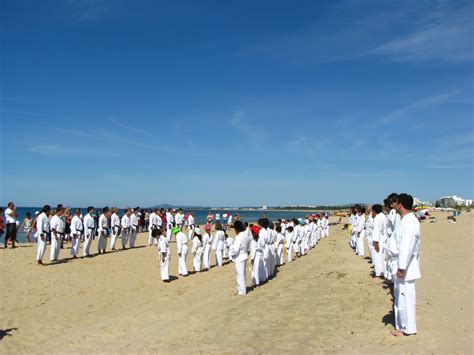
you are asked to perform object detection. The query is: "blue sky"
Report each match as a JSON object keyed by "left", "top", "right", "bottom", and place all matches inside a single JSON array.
[{"left": 1, "top": 0, "right": 473, "bottom": 207}]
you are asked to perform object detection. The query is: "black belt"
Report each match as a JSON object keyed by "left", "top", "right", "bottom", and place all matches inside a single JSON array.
[
  {"left": 88, "top": 227, "right": 94, "bottom": 230},
  {"left": 133, "top": 224, "right": 138, "bottom": 227}
]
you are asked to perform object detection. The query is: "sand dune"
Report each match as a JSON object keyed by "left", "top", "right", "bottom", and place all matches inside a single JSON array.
[{"left": 0, "top": 212, "right": 472, "bottom": 353}]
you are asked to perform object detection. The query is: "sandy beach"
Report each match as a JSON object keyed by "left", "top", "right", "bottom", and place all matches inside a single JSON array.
[{"left": 0, "top": 212, "right": 472, "bottom": 353}]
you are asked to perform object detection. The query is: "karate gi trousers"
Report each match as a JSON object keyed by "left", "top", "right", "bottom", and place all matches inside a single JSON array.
[
  {"left": 71, "top": 234, "right": 81, "bottom": 256},
  {"left": 371, "top": 244, "right": 385, "bottom": 276},
  {"left": 215, "top": 248, "right": 223, "bottom": 267},
  {"left": 110, "top": 229, "right": 119, "bottom": 250},
  {"left": 98, "top": 233, "right": 107, "bottom": 251},
  {"left": 234, "top": 259, "right": 247, "bottom": 295},
  {"left": 36, "top": 236, "right": 47, "bottom": 261},
  {"left": 203, "top": 245, "right": 211, "bottom": 270},
  {"left": 252, "top": 253, "right": 266, "bottom": 285},
  {"left": 394, "top": 278, "right": 417, "bottom": 334},
  {"left": 287, "top": 247, "right": 293, "bottom": 263},
  {"left": 83, "top": 235, "right": 92, "bottom": 256},
  {"left": 356, "top": 231, "right": 365, "bottom": 256},
  {"left": 193, "top": 251, "right": 203, "bottom": 272},
  {"left": 121, "top": 230, "right": 129, "bottom": 248},
  {"left": 276, "top": 245, "right": 284, "bottom": 265},
  {"left": 50, "top": 236, "right": 61, "bottom": 261},
  {"left": 129, "top": 228, "right": 137, "bottom": 248},
  {"left": 160, "top": 252, "right": 170, "bottom": 281},
  {"left": 178, "top": 245, "right": 188, "bottom": 276}
]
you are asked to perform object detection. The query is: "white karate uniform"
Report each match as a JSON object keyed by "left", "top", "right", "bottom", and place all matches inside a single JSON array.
[
  {"left": 110, "top": 213, "right": 120, "bottom": 250},
  {"left": 83, "top": 213, "right": 95, "bottom": 256},
  {"left": 366, "top": 214, "right": 374, "bottom": 261},
  {"left": 268, "top": 228, "right": 277, "bottom": 276},
  {"left": 36, "top": 212, "right": 50, "bottom": 262},
  {"left": 166, "top": 212, "right": 174, "bottom": 242},
  {"left": 97, "top": 214, "right": 109, "bottom": 252},
  {"left": 192, "top": 236, "right": 204, "bottom": 272},
  {"left": 49, "top": 215, "right": 63, "bottom": 261},
  {"left": 230, "top": 231, "right": 250, "bottom": 295},
  {"left": 121, "top": 215, "right": 131, "bottom": 247},
  {"left": 372, "top": 212, "right": 387, "bottom": 277},
  {"left": 355, "top": 214, "right": 366, "bottom": 256},
  {"left": 130, "top": 213, "right": 139, "bottom": 248},
  {"left": 252, "top": 236, "right": 266, "bottom": 284},
  {"left": 212, "top": 230, "right": 225, "bottom": 267},
  {"left": 187, "top": 215, "right": 195, "bottom": 240},
  {"left": 389, "top": 212, "right": 421, "bottom": 335},
  {"left": 285, "top": 231, "right": 293, "bottom": 263},
  {"left": 158, "top": 235, "right": 170, "bottom": 281},
  {"left": 175, "top": 212, "right": 184, "bottom": 227},
  {"left": 275, "top": 232, "right": 284, "bottom": 265},
  {"left": 176, "top": 231, "right": 188, "bottom": 276},
  {"left": 148, "top": 212, "right": 157, "bottom": 246},
  {"left": 260, "top": 228, "right": 271, "bottom": 279},
  {"left": 323, "top": 216, "right": 329, "bottom": 237},
  {"left": 202, "top": 232, "right": 213, "bottom": 270},
  {"left": 70, "top": 215, "right": 83, "bottom": 256}
]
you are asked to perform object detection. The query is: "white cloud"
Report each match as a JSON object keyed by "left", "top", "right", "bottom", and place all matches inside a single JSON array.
[
  {"left": 230, "top": 111, "right": 266, "bottom": 141},
  {"left": 376, "top": 91, "right": 459, "bottom": 125},
  {"left": 370, "top": 2, "right": 473, "bottom": 62}
]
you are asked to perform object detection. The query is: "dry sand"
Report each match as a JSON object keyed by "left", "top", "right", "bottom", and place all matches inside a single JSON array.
[{"left": 0, "top": 212, "right": 472, "bottom": 353}]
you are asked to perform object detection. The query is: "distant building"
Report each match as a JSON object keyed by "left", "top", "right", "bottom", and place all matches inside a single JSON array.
[
  {"left": 435, "top": 195, "right": 468, "bottom": 208},
  {"left": 261, "top": 205, "right": 268, "bottom": 210}
]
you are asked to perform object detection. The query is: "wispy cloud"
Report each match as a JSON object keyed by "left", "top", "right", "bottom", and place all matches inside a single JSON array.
[
  {"left": 370, "top": 2, "right": 473, "bottom": 62},
  {"left": 230, "top": 111, "right": 266, "bottom": 141},
  {"left": 376, "top": 91, "right": 459, "bottom": 125},
  {"left": 66, "top": 0, "right": 112, "bottom": 22}
]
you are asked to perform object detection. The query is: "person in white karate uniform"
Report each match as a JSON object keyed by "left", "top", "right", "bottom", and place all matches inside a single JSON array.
[
  {"left": 121, "top": 209, "right": 132, "bottom": 250},
  {"left": 250, "top": 227, "right": 267, "bottom": 287},
  {"left": 202, "top": 224, "right": 213, "bottom": 271},
  {"left": 148, "top": 209, "right": 158, "bottom": 246},
  {"left": 225, "top": 233, "right": 234, "bottom": 261},
  {"left": 385, "top": 194, "right": 402, "bottom": 281},
  {"left": 366, "top": 208, "right": 375, "bottom": 261},
  {"left": 230, "top": 221, "right": 251, "bottom": 295},
  {"left": 154, "top": 228, "right": 170, "bottom": 282},
  {"left": 388, "top": 193, "right": 421, "bottom": 337},
  {"left": 175, "top": 227, "right": 189, "bottom": 276},
  {"left": 70, "top": 208, "right": 83, "bottom": 258},
  {"left": 97, "top": 207, "right": 111, "bottom": 254},
  {"left": 166, "top": 209, "right": 174, "bottom": 242},
  {"left": 36, "top": 205, "right": 51, "bottom": 265},
  {"left": 355, "top": 207, "right": 366, "bottom": 256},
  {"left": 371, "top": 204, "right": 387, "bottom": 277},
  {"left": 83, "top": 207, "right": 95, "bottom": 257},
  {"left": 191, "top": 228, "right": 204, "bottom": 272},
  {"left": 187, "top": 211, "right": 195, "bottom": 241},
  {"left": 323, "top": 214, "right": 330, "bottom": 238},
  {"left": 49, "top": 205, "right": 65, "bottom": 262},
  {"left": 348, "top": 208, "right": 357, "bottom": 249},
  {"left": 212, "top": 223, "right": 226, "bottom": 267},
  {"left": 275, "top": 225, "right": 285, "bottom": 266},
  {"left": 268, "top": 223, "right": 277, "bottom": 277},
  {"left": 110, "top": 208, "right": 121, "bottom": 251},
  {"left": 285, "top": 226, "right": 294, "bottom": 263},
  {"left": 175, "top": 209, "right": 184, "bottom": 228},
  {"left": 258, "top": 218, "right": 271, "bottom": 279},
  {"left": 129, "top": 209, "right": 139, "bottom": 248}
]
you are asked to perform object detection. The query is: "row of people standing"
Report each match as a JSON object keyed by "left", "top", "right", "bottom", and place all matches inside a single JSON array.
[
  {"left": 153, "top": 214, "right": 331, "bottom": 296},
  {"left": 348, "top": 193, "right": 421, "bottom": 337}
]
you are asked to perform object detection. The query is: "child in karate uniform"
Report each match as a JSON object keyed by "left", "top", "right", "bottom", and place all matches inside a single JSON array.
[
  {"left": 192, "top": 228, "right": 204, "bottom": 272},
  {"left": 154, "top": 228, "right": 170, "bottom": 282}
]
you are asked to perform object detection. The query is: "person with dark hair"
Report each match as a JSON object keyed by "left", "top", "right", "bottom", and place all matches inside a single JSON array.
[
  {"left": 83, "top": 206, "right": 95, "bottom": 257},
  {"left": 36, "top": 205, "right": 51, "bottom": 265},
  {"left": 154, "top": 228, "right": 170, "bottom": 282},
  {"left": 355, "top": 207, "right": 366, "bottom": 256},
  {"left": 70, "top": 208, "right": 83, "bottom": 258},
  {"left": 258, "top": 218, "right": 271, "bottom": 279},
  {"left": 285, "top": 225, "right": 294, "bottom": 263},
  {"left": 98, "top": 207, "right": 111, "bottom": 254},
  {"left": 275, "top": 225, "right": 285, "bottom": 266},
  {"left": 250, "top": 225, "right": 265, "bottom": 287},
  {"left": 371, "top": 204, "right": 388, "bottom": 277},
  {"left": 191, "top": 227, "right": 204, "bottom": 272},
  {"left": 4, "top": 202, "right": 17, "bottom": 248},
  {"left": 148, "top": 209, "right": 160, "bottom": 247},
  {"left": 50, "top": 205, "right": 65, "bottom": 262},
  {"left": 21, "top": 212, "right": 33, "bottom": 243},
  {"left": 176, "top": 225, "right": 189, "bottom": 277},
  {"left": 130, "top": 209, "right": 139, "bottom": 248},
  {"left": 349, "top": 207, "right": 357, "bottom": 249},
  {"left": 230, "top": 220, "right": 251, "bottom": 295},
  {"left": 388, "top": 193, "right": 421, "bottom": 337},
  {"left": 187, "top": 211, "right": 195, "bottom": 241},
  {"left": 166, "top": 208, "right": 175, "bottom": 242},
  {"left": 212, "top": 223, "right": 225, "bottom": 267},
  {"left": 110, "top": 208, "right": 121, "bottom": 251},
  {"left": 121, "top": 208, "right": 132, "bottom": 250}
]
